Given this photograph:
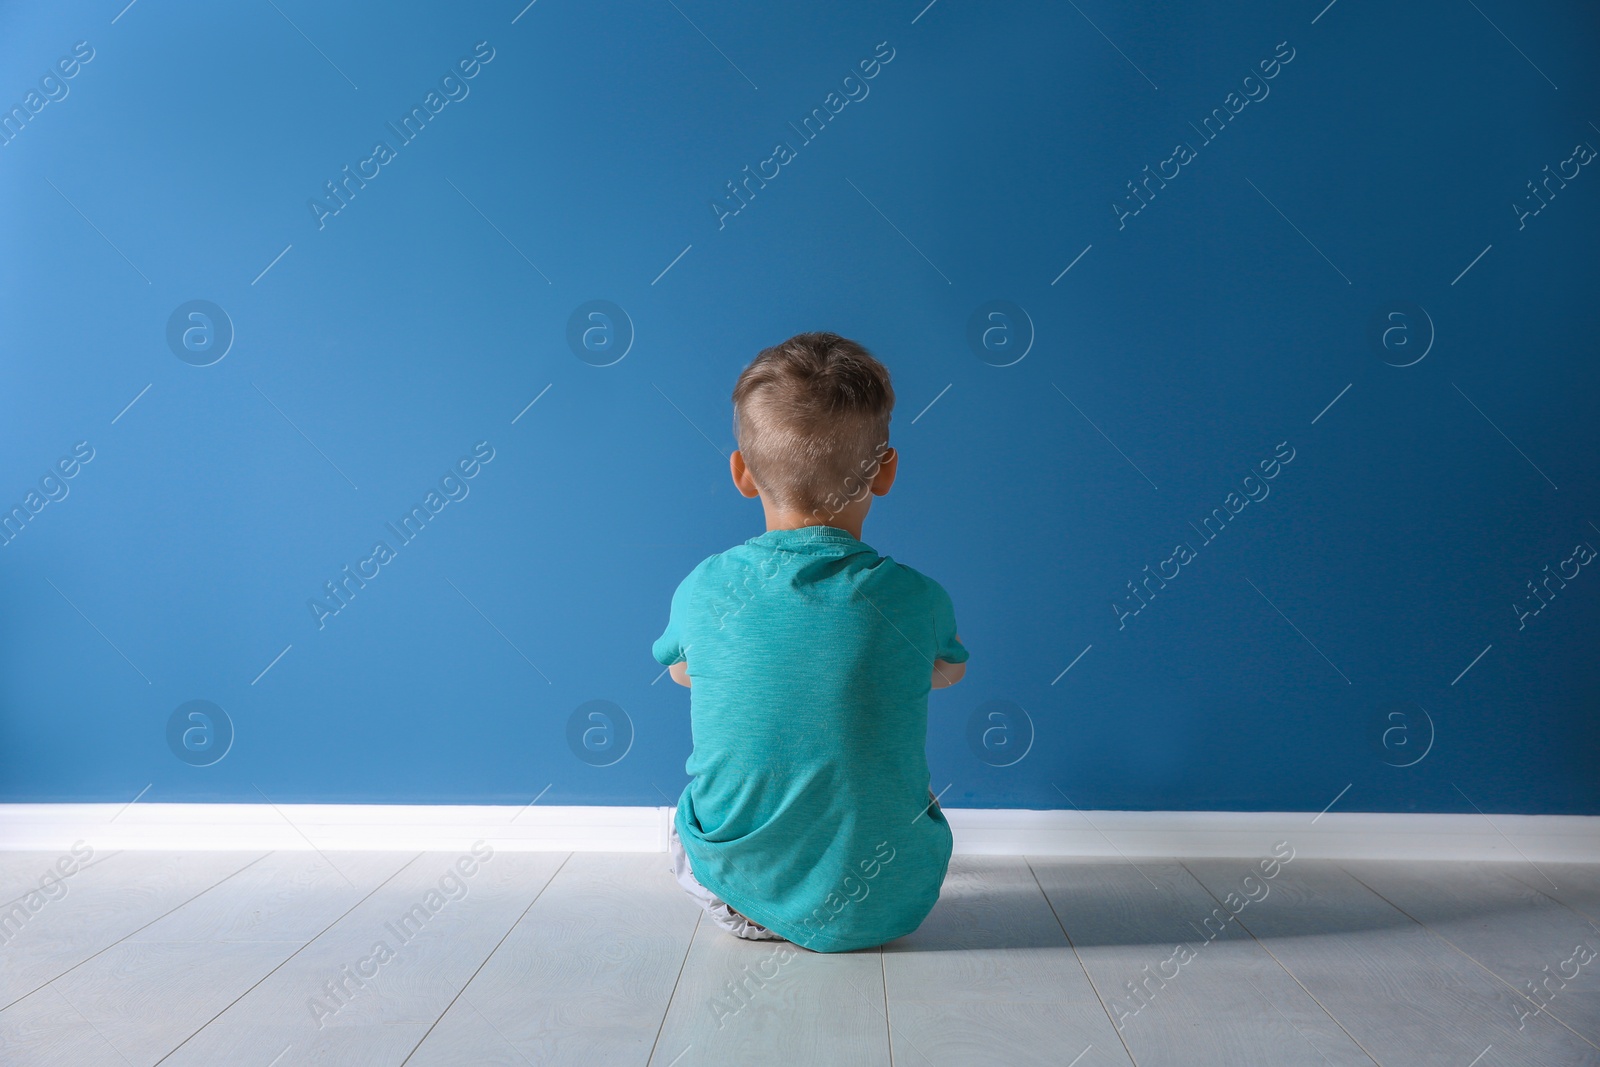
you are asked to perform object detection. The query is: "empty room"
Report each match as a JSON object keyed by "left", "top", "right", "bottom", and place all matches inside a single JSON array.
[{"left": 1, "top": 1, "right": 1597, "bottom": 1064}]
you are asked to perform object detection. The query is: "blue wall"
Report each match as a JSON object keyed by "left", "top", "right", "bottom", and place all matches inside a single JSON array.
[{"left": 2, "top": 0, "right": 1596, "bottom": 813}]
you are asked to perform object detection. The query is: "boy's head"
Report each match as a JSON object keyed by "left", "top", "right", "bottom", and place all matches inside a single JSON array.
[{"left": 730, "top": 332, "right": 895, "bottom": 519}]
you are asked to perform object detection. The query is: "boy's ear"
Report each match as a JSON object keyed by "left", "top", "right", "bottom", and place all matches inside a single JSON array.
[
  {"left": 870, "top": 446, "right": 898, "bottom": 496},
  {"left": 730, "top": 450, "right": 761, "bottom": 498}
]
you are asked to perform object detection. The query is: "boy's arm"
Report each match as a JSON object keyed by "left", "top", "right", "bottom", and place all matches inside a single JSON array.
[
  {"left": 931, "top": 634, "right": 965, "bottom": 688},
  {"left": 926, "top": 578, "right": 967, "bottom": 688},
  {"left": 653, "top": 566, "right": 696, "bottom": 687}
]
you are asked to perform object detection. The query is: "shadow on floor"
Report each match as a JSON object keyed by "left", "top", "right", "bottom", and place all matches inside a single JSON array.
[{"left": 870, "top": 858, "right": 1594, "bottom": 951}]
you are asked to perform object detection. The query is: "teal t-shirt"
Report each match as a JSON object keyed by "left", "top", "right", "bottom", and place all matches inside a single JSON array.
[{"left": 652, "top": 524, "right": 967, "bottom": 952}]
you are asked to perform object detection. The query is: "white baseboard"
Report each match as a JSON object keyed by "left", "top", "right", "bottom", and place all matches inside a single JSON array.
[{"left": 1, "top": 804, "right": 1596, "bottom": 861}]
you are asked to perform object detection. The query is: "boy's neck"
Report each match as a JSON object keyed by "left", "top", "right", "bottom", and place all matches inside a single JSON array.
[{"left": 760, "top": 498, "right": 871, "bottom": 542}]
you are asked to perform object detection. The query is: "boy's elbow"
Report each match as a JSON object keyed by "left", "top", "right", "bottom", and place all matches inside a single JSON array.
[
  {"left": 668, "top": 660, "right": 691, "bottom": 687},
  {"left": 931, "top": 659, "right": 965, "bottom": 688}
]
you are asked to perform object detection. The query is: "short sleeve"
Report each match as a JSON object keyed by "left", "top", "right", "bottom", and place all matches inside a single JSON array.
[
  {"left": 929, "top": 579, "right": 968, "bottom": 664},
  {"left": 651, "top": 567, "right": 697, "bottom": 666}
]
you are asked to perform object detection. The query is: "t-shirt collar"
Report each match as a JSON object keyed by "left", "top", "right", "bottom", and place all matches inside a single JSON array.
[{"left": 746, "top": 525, "right": 867, "bottom": 550}]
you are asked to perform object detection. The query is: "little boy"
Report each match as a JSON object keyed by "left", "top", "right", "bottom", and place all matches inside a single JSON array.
[{"left": 652, "top": 331, "right": 968, "bottom": 952}]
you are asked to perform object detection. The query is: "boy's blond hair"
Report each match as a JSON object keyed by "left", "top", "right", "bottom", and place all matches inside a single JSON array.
[{"left": 731, "top": 332, "right": 895, "bottom": 517}]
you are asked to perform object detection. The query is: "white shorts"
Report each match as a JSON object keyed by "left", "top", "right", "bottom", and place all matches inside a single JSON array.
[{"left": 668, "top": 815, "right": 788, "bottom": 942}]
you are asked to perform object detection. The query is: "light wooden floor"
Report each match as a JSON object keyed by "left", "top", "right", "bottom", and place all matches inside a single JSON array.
[{"left": 1, "top": 850, "right": 1597, "bottom": 1066}]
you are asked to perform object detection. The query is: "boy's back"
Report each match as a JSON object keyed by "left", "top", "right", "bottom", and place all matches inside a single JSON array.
[{"left": 653, "top": 523, "right": 966, "bottom": 952}]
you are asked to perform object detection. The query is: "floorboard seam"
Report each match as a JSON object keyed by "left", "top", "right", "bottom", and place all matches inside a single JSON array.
[
  {"left": 1177, "top": 859, "right": 1384, "bottom": 1067},
  {"left": 1336, "top": 862, "right": 1600, "bottom": 1053},
  {"left": 645, "top": 907, "right": 702, "bottom": 1067},
  {"left": 398, "top": 851, "right": 573, "bottom": 1067},
  {"left": 0, "top": 849, "right": 125, "bottom": 913},
  {"left": 148, "top": 850, "right": 424, "bottom": 1067},
  {"left": 3, "top": 850, "right": 273, "bottom": 1013},
  {"left": 880, "top": 944, "right": 894, "bottom": 1067},
  {"left": 1024, "top": 856, "right": 1141, "bottom": 1067},
  {"left": 1502, "top": 865, "right": 1600, "bottom": 930},
  {"left": 45, "top": 980, "right": 141, "bottom": 1066}
]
